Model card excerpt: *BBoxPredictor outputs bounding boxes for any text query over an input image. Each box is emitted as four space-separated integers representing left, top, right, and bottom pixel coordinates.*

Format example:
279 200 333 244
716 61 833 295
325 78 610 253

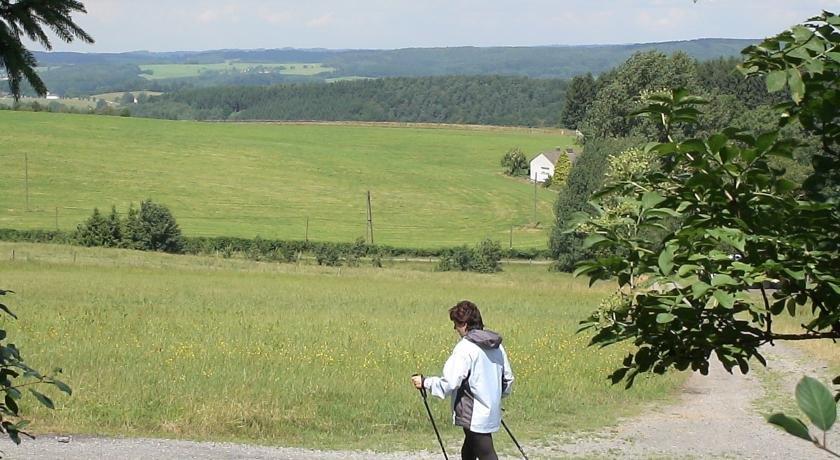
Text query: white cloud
196 3 241 24
306 13 335 28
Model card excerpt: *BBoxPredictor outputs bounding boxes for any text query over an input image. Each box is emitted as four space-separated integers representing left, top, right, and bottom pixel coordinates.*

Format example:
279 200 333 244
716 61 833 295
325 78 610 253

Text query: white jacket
424 329 514 433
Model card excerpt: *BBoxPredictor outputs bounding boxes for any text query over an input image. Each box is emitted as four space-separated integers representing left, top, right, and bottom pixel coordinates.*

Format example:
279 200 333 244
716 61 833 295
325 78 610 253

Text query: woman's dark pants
461 428 498 460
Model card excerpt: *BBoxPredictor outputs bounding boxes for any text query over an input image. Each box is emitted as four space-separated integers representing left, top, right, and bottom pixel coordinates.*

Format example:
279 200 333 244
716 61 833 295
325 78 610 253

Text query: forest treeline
130 76 569 126
130 54 778 127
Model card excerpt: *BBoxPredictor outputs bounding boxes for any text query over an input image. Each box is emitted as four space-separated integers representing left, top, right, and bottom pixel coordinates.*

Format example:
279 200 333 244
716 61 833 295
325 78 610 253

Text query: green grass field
0 242 683 451
139 62 335 79
0 111 571 248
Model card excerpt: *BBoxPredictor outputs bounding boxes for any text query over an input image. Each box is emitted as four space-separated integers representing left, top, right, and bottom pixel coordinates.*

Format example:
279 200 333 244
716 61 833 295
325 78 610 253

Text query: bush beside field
0 228 551 261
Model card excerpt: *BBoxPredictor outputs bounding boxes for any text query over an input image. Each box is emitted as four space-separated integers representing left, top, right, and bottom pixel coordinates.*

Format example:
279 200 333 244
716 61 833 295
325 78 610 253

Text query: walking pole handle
412 373 427 398
413 373 447 460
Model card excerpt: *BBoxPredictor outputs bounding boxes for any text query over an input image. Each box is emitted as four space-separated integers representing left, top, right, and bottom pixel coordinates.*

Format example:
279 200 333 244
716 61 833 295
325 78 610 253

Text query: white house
530 148 577 182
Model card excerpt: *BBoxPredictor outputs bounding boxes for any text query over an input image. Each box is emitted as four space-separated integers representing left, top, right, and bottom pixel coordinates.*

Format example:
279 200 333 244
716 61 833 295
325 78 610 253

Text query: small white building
530 150 559 182
530 148 578 182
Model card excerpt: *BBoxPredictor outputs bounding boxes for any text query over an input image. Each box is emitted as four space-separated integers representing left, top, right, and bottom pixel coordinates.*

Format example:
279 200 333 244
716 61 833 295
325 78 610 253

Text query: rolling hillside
0 111 571 248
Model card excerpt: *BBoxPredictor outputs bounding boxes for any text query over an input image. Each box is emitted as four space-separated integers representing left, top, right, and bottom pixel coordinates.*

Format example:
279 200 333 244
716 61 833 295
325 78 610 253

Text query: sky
27 0 840 53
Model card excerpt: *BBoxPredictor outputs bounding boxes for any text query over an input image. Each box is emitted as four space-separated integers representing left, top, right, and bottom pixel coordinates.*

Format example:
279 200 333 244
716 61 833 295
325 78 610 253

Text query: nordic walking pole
413 374 448 460
501 419 528 460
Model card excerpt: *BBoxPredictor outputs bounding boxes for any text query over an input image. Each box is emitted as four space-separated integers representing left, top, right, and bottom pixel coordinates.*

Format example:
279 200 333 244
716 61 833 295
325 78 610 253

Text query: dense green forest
322 40 752 78
130 76 568 126
550 51 824 271
19 38 753 98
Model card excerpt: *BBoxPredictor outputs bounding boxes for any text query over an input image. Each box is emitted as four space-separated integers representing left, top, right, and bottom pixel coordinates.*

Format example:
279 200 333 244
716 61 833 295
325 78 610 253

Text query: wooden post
509 226 513 249
533 176 537 224
366 191 374 245
55 207 59 230
24 153 29 212
305 217 309 242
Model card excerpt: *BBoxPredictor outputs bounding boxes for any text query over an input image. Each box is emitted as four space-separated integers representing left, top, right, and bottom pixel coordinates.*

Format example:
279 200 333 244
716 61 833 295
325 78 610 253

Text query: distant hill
33 38 755 80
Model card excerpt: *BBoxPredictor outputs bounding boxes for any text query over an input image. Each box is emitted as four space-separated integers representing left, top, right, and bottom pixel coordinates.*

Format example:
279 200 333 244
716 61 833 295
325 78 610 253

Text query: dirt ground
1 344 836 459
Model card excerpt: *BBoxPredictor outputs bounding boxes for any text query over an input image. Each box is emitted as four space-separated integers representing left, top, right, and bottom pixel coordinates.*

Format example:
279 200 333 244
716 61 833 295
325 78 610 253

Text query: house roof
565 147 578 163
534 150 562 164
533 147 578 165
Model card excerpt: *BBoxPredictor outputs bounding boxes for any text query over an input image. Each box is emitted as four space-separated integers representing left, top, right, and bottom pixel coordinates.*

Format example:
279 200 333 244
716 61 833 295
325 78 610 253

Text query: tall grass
0 243 683 451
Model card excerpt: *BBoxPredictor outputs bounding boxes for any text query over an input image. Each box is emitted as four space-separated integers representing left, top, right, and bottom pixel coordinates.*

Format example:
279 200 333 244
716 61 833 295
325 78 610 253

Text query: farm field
0 96 96 110
0 111 571 248
0 242 684 451
139 62 335 79
92 91 164 102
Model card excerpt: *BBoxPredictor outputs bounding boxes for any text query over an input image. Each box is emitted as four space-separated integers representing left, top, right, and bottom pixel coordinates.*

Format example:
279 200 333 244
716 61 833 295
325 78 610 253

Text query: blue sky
30 0 840 53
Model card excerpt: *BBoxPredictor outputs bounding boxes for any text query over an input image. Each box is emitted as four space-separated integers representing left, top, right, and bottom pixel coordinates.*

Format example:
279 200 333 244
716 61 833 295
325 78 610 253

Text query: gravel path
1 344 836 459
529 344 839 459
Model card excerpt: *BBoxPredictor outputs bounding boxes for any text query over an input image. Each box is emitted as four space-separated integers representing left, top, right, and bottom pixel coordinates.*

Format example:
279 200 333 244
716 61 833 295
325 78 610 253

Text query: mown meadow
138 62 336 79
0 242 683 452
0 111 569 249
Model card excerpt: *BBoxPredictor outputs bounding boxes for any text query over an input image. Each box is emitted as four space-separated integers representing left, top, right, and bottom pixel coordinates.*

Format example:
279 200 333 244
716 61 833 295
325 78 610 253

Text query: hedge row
0 229 550 260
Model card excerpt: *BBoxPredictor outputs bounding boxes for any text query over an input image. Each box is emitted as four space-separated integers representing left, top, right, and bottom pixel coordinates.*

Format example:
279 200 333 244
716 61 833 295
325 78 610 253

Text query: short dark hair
449 300 484 331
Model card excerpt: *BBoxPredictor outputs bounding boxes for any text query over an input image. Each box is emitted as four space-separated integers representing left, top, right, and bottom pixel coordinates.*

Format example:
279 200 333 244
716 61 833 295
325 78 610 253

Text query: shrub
125 200 184 253
315 245 341 266
501 147 529 177
436 245 473 272
74 207 120 247
437 239 502 273
471 238 502 273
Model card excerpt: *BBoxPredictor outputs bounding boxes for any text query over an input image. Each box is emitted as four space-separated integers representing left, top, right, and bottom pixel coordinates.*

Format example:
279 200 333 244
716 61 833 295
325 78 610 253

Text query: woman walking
411 300 514 460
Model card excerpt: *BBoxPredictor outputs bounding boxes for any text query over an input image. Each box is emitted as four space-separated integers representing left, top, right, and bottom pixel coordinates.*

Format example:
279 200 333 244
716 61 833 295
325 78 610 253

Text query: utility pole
366 191 374 245
24 153 29 212
55 207 59 230
509 226 513 249
305 217 309 242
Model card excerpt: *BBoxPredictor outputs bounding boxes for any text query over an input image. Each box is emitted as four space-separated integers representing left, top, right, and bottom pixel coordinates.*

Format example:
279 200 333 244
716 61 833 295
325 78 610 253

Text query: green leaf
708 134 727 153
572 263 598 278
767 413 814 442
641 191 666 210
713 290 735 308
656 313 676 324
796 376 837 431
29 390 54 410
827 52 840 63
711 274 737 287
766 70 787 92
706 227 746 252
4 395 18 416
787 68 805 104
804 59 824 75
582 234 609 249
658 246 675 276
677 264 699 277
0 303 17 320
691 282 711 297
52 379 72 396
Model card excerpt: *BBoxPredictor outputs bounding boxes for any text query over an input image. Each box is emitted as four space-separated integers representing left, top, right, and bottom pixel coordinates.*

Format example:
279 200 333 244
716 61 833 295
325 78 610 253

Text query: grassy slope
0 242 683 450
0 111 570 248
